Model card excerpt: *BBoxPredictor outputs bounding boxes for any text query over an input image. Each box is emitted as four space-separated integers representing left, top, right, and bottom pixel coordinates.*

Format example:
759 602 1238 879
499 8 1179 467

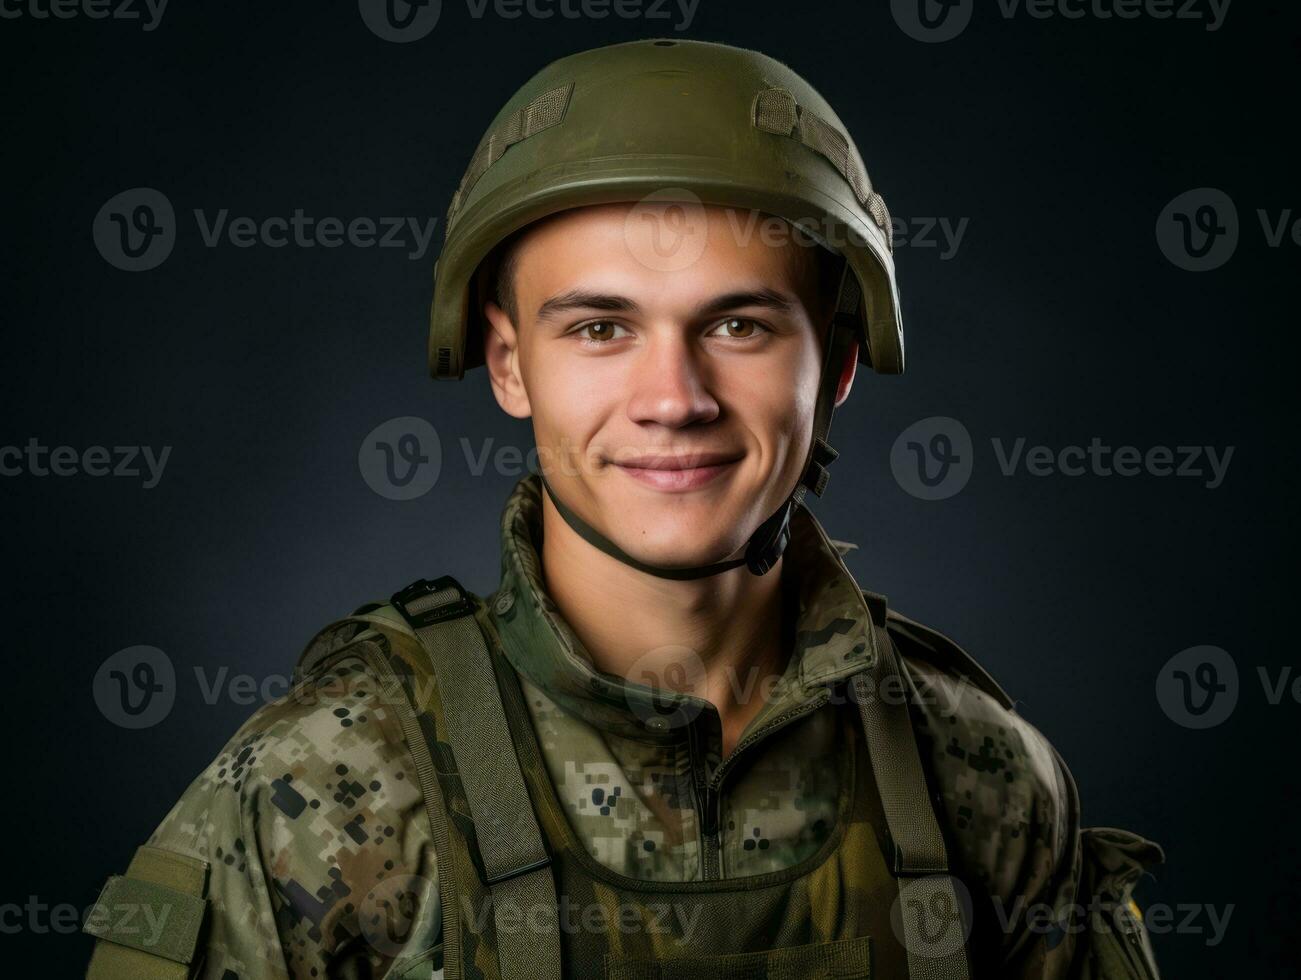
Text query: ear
483 301 533 419
834 338 859 408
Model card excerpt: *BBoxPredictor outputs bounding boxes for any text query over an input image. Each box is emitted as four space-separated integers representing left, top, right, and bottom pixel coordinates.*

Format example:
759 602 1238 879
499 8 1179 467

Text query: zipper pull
701 785 720 837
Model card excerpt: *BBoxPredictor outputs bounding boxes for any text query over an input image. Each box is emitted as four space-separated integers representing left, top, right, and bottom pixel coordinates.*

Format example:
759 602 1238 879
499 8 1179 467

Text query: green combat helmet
426 37 902 581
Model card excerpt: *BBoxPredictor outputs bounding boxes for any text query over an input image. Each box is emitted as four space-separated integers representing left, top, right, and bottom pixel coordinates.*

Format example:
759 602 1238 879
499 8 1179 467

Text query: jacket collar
488 474 880 740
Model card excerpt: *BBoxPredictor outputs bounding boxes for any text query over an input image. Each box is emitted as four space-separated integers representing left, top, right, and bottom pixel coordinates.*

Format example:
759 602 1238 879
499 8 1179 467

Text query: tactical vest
82 584 1166 979
296 577 1005 980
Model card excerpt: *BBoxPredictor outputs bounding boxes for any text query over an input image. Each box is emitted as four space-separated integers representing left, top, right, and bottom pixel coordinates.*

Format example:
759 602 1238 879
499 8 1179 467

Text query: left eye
707 318 765 339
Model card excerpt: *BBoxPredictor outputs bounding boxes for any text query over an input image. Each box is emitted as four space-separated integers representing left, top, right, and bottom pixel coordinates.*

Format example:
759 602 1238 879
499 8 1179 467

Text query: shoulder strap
851 602 974 980
867 591 1015 710
388 576 562 980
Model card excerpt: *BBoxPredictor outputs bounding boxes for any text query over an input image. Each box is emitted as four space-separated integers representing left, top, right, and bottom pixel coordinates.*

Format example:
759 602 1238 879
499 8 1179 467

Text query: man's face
483 202 856 571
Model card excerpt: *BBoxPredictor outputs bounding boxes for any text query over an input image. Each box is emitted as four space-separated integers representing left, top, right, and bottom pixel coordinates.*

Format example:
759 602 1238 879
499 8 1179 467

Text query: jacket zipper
691 691 831 880
686 722 721 879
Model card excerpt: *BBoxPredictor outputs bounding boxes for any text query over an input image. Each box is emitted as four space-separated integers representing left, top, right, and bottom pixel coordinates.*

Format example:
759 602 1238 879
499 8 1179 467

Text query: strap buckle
391 576 476 629
484 853 553 887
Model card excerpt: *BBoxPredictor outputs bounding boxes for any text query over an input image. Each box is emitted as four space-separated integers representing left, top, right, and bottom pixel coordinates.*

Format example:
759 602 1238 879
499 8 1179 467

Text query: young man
84 40 1164 980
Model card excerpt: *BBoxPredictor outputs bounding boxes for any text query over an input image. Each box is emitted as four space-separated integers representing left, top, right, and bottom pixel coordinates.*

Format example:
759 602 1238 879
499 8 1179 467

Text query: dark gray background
1 1 1295 976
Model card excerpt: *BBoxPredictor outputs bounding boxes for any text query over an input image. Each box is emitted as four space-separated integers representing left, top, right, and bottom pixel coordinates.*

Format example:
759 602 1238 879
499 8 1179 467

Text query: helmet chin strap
539 262 860 582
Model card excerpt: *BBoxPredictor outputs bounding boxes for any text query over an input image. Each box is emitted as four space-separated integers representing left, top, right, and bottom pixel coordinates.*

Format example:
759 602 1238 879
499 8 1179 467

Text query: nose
623 330 720 429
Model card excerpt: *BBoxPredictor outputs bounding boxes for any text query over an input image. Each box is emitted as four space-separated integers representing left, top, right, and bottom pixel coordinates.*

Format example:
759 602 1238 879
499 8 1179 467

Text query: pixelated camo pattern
142 655 441 978
103 475 1161 978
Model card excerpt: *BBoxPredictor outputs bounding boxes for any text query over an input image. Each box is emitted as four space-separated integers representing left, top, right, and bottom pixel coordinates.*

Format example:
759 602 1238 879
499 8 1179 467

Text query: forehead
506 202 819 303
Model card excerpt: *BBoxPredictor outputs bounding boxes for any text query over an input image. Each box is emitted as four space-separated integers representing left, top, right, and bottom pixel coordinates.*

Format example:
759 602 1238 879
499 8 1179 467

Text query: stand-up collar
487 475 880 741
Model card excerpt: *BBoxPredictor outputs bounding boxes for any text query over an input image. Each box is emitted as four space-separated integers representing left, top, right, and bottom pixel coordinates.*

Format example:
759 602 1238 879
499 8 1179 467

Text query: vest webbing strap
392 578 562 980
852 621 972 979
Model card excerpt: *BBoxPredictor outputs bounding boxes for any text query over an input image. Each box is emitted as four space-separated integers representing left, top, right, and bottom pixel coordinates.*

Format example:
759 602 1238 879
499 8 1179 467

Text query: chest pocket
603 934 872 980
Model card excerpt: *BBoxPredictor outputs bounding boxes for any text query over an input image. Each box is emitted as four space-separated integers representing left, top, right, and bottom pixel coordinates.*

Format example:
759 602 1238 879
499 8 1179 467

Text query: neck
539 492 790 756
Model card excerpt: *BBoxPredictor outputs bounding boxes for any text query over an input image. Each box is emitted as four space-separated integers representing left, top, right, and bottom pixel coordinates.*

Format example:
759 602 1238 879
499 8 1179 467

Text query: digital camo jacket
89 475 1163 979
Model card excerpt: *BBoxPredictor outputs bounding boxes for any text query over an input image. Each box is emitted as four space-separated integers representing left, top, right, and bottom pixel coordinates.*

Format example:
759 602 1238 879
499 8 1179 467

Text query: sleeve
84 655 442 980
905 659 1163 978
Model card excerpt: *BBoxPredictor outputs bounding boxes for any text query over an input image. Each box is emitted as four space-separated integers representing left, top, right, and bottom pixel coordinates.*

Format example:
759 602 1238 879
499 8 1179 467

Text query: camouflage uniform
86 474 1163 978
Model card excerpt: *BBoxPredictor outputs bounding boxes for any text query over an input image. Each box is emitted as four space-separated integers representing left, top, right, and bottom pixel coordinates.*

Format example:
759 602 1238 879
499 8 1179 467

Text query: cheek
521 358 615 459
736 348 820 443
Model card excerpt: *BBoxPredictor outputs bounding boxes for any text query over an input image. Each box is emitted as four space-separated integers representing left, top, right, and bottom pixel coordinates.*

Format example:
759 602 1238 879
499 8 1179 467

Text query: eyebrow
532 287 799 323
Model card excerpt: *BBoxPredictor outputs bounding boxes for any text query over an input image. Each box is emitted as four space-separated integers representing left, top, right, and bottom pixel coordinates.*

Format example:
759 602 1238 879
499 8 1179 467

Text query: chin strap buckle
802 437 840 498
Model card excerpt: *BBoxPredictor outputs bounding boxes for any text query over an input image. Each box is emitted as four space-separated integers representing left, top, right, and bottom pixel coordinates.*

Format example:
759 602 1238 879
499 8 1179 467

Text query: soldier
84 39 1164 979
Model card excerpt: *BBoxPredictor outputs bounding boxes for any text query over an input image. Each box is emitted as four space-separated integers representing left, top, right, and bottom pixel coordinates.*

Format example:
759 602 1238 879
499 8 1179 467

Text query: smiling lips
610 452 743 492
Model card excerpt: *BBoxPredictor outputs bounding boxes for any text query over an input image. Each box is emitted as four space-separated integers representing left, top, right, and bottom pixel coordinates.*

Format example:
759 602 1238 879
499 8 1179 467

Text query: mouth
609 452 744 492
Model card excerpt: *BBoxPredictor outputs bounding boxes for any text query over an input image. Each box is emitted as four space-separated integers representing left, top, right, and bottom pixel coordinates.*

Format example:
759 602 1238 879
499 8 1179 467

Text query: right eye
573 321 630 345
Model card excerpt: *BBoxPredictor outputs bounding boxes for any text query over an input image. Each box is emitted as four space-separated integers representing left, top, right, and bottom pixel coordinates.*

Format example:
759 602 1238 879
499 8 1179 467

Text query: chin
608 504 749 568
